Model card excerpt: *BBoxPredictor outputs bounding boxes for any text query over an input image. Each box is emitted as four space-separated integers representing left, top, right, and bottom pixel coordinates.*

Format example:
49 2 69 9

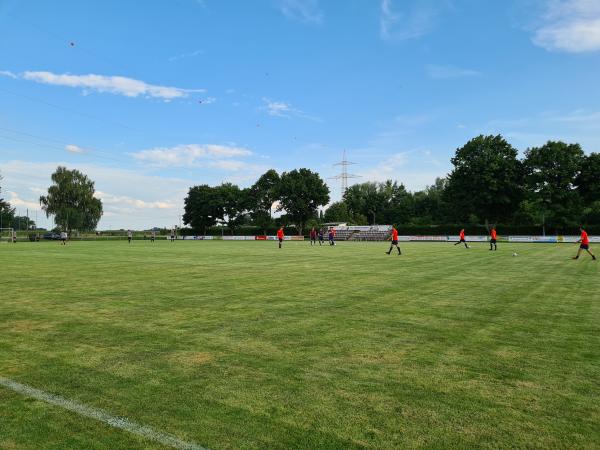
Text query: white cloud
533 0 600 52
6 191 40 210
9 70 203 100
263 98 293 117
261 97 320 121
278 0 322 24
0 70 17 79
95 191 175 210
168 49 204 62
380 0 443 41
426 64 481 79
0 160 191 229
65 144 85 154
130 144 253 168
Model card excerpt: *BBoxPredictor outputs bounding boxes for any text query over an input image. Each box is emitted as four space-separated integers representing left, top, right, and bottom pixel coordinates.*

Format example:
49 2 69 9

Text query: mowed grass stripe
1 240 599 449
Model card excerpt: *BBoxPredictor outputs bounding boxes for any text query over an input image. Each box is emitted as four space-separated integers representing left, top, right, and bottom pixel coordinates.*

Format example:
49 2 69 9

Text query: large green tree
444 135 524 224
523 141 584 227
183 185 224 234
323 201 353 223
39 166 103 232
576 152 600 204
249 169 280 233
216 183 248 233
276 168 330 234
343 182 385 225
0 172 15 228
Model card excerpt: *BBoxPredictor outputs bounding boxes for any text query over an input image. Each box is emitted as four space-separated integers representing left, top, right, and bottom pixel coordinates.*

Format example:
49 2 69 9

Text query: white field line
0 377 208 450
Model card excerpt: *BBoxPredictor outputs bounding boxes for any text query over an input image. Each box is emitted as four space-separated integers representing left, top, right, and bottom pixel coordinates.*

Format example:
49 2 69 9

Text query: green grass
0 240 599 449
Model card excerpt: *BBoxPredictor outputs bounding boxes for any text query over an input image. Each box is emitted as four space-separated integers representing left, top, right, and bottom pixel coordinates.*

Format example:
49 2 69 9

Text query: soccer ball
512 252 518 257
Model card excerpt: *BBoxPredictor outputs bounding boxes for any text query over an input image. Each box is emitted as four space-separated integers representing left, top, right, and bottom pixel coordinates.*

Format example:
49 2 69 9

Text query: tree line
326 135 600 231
185 135 600 235
183 168 330 235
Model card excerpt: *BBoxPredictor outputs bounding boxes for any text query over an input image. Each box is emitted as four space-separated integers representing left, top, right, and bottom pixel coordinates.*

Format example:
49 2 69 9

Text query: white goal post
0 228 15 243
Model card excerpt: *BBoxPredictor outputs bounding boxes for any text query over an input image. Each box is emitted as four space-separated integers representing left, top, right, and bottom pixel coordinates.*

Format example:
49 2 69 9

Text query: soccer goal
0 228 15 243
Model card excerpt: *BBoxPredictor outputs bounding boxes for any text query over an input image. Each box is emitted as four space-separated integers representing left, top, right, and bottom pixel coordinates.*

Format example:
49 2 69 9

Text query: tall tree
216 183 248 233
276 168 330 234
343 182 385 225
523 141 584 227
324 201 352 223
444 135 523 224
576 152 600 204
0 172 15 228
39 166 103 232
249 169 280 233
183 185 224 234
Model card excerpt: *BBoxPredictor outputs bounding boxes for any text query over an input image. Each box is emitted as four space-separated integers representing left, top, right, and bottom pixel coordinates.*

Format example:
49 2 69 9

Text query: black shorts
580 244 589 250
490 239 496 244
392 240 399 245
459 238 465 242
278 238 283 243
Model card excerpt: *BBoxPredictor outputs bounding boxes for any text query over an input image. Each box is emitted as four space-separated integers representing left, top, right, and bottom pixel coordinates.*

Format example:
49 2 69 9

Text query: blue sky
1 0 599 229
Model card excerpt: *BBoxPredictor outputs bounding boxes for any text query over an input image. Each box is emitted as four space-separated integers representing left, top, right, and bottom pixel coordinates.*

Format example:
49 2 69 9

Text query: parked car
43 232 61 240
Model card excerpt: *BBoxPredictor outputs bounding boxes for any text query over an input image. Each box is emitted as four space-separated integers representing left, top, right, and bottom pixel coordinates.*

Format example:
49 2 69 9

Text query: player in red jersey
573 227 596 260
386 225 401 255
454 228 469 248
309 227 317 246
489 227 497 251
277 227 284 249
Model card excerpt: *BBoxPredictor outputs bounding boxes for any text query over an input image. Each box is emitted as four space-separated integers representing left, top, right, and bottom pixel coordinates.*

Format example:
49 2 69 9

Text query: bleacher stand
333 225 392 241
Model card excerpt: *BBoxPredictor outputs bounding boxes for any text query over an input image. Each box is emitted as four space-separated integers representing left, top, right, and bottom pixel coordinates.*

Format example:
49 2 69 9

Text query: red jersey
277 229 284 239
392 228 398 240
459 230 465 239
490 229 497 239
310 229 317 238
581 230 589 245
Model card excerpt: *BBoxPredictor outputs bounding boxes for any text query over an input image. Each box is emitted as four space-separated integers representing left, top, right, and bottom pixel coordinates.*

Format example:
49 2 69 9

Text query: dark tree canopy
276 168 330 234
0 172 15 227
323 201 353 223
183 184 224 233
576 152 600 204
444 135 524 223
249 169 280 233
39 166 103 232
523 141 584 227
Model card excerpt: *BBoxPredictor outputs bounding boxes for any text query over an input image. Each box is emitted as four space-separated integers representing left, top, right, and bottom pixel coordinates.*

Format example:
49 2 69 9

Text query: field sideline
0 240 599 449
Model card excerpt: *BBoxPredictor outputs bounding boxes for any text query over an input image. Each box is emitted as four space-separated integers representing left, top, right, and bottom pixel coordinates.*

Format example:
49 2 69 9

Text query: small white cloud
0 70 17 79
262 98 293 117
533 0 600 52
95 191 175 209
426 64 481 79
65 144 85 154
261 97 320 121
380 0 442 41
6 191 39 209
168 49 204 62
278 0 322 24
14 70 203 100
130 144 253 168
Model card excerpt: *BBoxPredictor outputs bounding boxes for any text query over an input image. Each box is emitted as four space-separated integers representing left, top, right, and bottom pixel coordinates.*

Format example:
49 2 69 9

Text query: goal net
0 228 15 243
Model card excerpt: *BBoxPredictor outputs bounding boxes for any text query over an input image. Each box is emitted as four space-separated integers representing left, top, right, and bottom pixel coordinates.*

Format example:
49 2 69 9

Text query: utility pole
329 150 361 195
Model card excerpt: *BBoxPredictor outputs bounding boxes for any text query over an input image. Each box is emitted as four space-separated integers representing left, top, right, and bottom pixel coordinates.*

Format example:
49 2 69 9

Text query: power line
329 150 361 194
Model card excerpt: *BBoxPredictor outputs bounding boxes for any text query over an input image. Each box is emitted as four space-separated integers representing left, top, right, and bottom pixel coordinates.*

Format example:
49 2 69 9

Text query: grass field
0 240 599 449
